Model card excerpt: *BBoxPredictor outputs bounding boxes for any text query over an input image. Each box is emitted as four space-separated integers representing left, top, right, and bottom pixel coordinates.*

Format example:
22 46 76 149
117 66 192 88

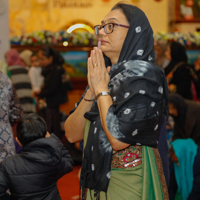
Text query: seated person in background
28 52 44 97
168 93 200 146
0 113 73 200
169 138 200 200
155 39 170 70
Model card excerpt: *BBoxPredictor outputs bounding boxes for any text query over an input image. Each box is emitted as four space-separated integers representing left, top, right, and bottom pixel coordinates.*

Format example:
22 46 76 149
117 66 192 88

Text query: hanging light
67 24 94 33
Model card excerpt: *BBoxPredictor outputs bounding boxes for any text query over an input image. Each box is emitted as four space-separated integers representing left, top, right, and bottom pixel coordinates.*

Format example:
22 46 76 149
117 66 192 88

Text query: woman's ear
16 137 23 146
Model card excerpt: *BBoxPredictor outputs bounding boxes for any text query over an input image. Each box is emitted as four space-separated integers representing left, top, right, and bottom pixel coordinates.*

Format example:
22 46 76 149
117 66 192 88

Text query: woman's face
154 45 163 57
165 46 171 60
38 50 53 67
98 9 129 62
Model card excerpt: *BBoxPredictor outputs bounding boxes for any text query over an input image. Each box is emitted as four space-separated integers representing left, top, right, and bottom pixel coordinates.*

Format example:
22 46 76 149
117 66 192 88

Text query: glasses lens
94 25 101 35
105 24 114 34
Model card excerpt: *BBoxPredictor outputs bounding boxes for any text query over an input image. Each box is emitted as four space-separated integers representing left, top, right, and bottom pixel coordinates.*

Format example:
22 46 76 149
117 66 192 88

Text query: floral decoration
10 31 200 47
154 32 200 47
10 30 98 46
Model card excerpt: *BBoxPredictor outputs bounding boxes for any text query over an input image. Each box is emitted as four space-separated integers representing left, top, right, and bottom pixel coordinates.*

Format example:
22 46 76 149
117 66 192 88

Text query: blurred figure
169 138 200 200
0 71 23 162
191 53 200 100
28 52 44 96
37 46 68 139
165 42 193 100
194 53 200 72
19 49 32 67
168 93 200 145
5 49 35 114
0 60 11 77
155 39 170 69
0 113 73 200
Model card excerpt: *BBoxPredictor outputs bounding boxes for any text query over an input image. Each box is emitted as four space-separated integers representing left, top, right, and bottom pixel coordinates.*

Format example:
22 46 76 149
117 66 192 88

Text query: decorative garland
10 30 98 46
10 30 200 47
154 32 200 47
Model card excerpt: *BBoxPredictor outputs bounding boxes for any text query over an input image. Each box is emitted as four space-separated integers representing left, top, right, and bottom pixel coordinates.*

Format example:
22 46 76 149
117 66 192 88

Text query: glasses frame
94 23 129 35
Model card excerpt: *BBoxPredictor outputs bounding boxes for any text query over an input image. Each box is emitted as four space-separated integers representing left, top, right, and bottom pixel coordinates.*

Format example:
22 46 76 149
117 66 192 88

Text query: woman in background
155 39 170 70
0 71 23 161
5 49 35 114
165 42 193 100
37 46 68 140
168 93 200 146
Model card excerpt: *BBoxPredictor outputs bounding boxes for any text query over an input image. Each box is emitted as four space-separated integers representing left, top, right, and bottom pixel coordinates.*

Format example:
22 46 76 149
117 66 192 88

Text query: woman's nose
99 27 106 36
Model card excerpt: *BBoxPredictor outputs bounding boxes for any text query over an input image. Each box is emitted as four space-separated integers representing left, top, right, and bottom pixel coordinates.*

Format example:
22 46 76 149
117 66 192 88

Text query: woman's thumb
107 66 111 73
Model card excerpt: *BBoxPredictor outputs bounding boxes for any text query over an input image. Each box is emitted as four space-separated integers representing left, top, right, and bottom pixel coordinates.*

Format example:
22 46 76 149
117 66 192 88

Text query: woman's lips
101 40 108 44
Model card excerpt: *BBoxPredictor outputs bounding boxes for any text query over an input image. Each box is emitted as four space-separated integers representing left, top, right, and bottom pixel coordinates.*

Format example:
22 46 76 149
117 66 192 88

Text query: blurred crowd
0 41 200 199
155 40 200 200
0 46 73 159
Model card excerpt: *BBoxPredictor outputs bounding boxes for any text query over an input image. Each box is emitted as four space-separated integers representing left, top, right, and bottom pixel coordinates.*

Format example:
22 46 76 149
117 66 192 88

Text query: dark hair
111 2 136 24
16 113 47 146
170 42 188 62
41 46 65 66
31 51 38 58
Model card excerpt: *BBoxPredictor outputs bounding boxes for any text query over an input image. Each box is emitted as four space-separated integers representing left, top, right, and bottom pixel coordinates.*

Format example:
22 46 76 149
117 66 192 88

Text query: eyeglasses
94 23 129 35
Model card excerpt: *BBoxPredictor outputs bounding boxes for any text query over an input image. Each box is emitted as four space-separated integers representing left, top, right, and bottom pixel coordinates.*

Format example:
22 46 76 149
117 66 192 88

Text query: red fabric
192 81 200 102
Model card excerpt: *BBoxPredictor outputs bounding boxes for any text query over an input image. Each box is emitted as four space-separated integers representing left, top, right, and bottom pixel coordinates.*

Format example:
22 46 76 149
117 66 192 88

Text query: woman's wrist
94 88 109 96
83 89 96 102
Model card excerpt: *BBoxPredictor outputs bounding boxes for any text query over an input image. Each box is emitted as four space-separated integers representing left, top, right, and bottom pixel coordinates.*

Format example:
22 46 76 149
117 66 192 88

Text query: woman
65 3 168 200
5 49 35 114
155 39 170 69
168 93 200 146
0 71 23 162
169 139 200 200
37 46 68 140
165 42 193 100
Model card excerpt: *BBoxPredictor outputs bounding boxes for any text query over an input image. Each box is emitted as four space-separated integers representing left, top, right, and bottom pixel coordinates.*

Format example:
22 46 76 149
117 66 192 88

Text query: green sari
83 120 168 200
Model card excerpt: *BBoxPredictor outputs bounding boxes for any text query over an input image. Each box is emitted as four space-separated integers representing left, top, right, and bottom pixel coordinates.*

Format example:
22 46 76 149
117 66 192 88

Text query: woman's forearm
96 90 130 151
64 90 95 143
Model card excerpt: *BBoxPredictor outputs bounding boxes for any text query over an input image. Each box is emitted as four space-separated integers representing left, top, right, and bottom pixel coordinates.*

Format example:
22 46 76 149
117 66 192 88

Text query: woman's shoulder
120 60 165 81
124 60 162 72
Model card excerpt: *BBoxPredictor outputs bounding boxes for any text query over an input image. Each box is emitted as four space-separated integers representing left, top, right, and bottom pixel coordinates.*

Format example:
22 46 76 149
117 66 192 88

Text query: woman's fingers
87 57 92 82
107 66 111 73
91 49 98 68
98 49 105 68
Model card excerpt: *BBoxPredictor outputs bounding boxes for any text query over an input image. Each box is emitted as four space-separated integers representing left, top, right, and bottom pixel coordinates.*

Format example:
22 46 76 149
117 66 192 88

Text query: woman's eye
108 24 113 30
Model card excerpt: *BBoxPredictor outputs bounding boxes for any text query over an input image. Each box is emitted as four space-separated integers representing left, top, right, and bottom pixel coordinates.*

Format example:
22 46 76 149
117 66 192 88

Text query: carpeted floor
58 165 81 200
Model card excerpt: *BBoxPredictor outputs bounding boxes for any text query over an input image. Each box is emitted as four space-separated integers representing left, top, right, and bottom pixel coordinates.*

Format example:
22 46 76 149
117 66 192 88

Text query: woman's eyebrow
101 18 119 24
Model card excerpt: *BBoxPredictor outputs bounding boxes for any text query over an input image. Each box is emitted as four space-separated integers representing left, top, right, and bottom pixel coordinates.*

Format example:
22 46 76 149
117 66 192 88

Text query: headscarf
19 50 33 66
5 49 25 67
171 139 198 200
168 93 187 136
104 6 155 67
165 42 188 76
